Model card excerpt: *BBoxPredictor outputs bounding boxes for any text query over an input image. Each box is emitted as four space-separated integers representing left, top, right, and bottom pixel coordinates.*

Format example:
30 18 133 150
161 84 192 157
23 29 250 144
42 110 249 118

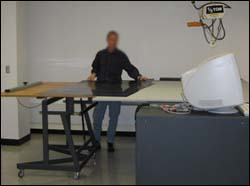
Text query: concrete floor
1 134 136 185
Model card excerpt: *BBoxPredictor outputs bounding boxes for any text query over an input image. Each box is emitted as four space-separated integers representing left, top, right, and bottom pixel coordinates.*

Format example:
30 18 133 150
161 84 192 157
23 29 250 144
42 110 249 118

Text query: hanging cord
134 103 150 122
191 1 230 44
17 98 42 109
201 18 226 44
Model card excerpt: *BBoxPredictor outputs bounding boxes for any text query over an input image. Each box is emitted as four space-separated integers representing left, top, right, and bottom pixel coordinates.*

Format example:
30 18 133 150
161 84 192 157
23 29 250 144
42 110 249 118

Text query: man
87 31 147 152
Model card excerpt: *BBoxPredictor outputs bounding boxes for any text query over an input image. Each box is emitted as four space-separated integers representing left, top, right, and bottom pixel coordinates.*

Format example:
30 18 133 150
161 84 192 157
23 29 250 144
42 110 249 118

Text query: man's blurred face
107 34 119 51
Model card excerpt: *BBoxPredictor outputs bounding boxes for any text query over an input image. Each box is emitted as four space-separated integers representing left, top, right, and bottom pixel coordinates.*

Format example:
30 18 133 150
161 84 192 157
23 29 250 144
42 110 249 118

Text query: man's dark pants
93 102 121 143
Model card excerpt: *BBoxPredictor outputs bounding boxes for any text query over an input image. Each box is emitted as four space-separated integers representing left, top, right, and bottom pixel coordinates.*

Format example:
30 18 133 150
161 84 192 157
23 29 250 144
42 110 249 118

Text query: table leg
60 114 80 172
82 103 97 145
42 98 49 164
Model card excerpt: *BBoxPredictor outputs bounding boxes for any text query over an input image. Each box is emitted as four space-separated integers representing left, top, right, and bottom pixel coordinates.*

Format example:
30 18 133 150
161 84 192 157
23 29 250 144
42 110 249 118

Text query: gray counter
136 107 249 185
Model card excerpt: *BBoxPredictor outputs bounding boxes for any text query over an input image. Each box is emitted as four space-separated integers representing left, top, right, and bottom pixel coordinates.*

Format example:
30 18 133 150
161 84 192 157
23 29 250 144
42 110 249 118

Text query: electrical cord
191 1 229 44
202 19 216 29
208 19 225 40
201 18 226 44
17 98 42 109
160 92 193 115
160 103 192 115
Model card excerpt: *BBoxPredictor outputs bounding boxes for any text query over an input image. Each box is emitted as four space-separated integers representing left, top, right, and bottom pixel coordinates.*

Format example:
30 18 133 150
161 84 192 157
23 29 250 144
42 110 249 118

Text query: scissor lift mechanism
17 97 99 179
1 82 101 179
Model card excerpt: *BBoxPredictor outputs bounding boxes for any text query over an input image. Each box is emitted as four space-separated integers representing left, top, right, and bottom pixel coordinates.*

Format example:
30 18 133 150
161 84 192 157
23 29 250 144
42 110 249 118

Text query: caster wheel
86 159 92 166
92 153 97 165
87 158 97 166
92 160 97 166
73 172 80 180
18 170 24 178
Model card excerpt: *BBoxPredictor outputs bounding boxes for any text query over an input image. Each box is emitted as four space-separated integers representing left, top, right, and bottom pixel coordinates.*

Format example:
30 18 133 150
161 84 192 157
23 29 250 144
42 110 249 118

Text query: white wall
10 1 250 131
1 1 30 139
16 1 31 139
1 1 19 139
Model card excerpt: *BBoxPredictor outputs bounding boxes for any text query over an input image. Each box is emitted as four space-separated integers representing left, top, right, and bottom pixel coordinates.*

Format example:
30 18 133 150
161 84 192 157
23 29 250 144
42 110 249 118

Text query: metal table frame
17 97 99 179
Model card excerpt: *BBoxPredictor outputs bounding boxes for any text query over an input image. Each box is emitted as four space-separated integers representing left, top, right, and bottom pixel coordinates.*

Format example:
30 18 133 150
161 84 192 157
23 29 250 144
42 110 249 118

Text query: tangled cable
191 1 231 45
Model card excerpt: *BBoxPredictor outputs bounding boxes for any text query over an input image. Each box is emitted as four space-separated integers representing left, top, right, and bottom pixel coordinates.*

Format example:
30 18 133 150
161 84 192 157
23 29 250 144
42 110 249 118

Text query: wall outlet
5 65 10 74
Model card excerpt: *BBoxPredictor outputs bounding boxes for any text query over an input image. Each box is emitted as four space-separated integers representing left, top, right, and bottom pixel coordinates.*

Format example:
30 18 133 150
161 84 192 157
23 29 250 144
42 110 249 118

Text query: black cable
212 19 215 34
134 103 149 122
218 19 226 40
202 25 212 44
191 1 200 10
201 18 226 44
202 19 216 29
208 19 225 40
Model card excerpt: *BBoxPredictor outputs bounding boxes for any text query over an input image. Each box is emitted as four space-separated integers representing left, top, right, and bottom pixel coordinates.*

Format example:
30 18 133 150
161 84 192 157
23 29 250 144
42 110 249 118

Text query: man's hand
138 75 148 81
87 73 96 81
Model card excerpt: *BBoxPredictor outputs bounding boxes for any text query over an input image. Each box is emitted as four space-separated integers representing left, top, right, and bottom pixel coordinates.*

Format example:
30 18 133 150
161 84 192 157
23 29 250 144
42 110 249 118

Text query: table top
40 80 153 98
94 81 184 102
1 80 153 98
1 82 74 97
1 80 249 103
94 80 249 103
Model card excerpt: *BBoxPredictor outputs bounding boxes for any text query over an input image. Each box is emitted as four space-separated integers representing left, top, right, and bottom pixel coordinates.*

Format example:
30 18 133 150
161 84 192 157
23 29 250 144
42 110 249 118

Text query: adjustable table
1 80 154 179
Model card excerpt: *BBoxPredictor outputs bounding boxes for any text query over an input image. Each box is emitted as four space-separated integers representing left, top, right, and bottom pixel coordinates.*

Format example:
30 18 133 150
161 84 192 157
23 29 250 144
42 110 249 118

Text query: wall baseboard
1 134 31 146
31 129 136 137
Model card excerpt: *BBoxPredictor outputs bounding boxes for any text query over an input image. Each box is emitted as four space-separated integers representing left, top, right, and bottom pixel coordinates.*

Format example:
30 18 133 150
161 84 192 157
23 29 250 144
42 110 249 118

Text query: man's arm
87 52 99 81
123 54 147 81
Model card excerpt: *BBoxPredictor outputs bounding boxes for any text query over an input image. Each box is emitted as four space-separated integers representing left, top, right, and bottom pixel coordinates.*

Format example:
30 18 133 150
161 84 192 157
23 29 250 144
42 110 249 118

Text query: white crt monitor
181 53 244 114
